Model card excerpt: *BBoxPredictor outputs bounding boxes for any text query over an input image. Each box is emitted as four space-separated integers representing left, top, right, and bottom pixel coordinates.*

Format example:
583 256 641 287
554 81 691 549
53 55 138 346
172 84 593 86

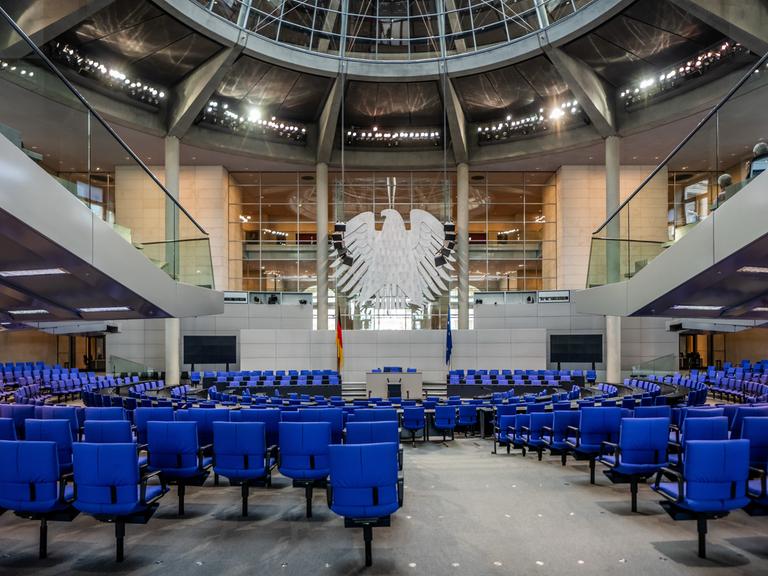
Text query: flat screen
550 334 603 364
183 335 236 365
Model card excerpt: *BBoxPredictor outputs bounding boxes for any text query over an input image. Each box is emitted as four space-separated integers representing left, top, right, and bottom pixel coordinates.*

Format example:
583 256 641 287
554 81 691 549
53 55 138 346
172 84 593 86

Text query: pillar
456 162 469 329
164 136 181 385
316 162 329 330
605 135 621 383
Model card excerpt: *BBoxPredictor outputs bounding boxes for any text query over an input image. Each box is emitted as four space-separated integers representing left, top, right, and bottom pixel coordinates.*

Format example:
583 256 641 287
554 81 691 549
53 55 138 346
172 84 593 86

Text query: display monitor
183 335 237 365
550 334 603 364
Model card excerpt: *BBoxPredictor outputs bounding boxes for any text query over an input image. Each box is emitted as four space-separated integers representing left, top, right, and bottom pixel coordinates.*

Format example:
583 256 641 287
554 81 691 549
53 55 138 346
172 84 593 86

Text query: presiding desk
366 371 423 400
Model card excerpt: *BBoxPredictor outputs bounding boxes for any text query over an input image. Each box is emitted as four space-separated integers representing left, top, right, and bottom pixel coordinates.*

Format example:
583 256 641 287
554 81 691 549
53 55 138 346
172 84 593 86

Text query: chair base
93 504 160 562
14 507 80 559
742 501 768 517
658 501 730 559
603 470 654 512
344 516 391 567
164 472 210 516
292 478 327 518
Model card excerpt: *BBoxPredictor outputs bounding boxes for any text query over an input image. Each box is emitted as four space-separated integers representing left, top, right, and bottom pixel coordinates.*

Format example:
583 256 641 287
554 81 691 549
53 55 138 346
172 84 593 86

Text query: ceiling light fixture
0 268 68 277
738 266 768 274
78 306 131 313
752 307 768 312
671 305 723 311
8 309 49 315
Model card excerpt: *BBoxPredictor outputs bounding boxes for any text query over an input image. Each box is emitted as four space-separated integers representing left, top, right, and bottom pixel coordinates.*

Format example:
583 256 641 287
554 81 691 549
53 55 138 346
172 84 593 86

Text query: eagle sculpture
332 209 454 309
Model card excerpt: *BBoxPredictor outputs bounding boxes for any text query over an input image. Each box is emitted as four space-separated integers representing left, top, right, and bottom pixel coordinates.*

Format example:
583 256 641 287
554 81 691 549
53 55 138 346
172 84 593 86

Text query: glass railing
631 354 678 377
587 50 768 288
0 7 214 289
192 0 592 61
108 355 157 376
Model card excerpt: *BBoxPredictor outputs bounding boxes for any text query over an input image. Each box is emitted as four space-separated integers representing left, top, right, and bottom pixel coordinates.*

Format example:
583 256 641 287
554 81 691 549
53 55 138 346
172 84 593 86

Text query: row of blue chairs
493 404 768 557
0 419 402 566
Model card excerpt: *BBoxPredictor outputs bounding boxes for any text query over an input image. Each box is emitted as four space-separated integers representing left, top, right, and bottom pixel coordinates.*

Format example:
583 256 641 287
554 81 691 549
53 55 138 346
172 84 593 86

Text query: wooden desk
366 372 423 400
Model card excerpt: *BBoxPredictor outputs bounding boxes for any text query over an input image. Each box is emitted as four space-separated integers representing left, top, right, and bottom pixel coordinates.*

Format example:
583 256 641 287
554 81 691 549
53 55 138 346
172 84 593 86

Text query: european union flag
445 306 453 366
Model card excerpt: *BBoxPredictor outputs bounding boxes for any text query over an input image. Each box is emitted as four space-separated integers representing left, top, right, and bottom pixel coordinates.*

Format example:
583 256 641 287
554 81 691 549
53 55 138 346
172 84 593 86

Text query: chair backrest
682 416 729 443
0 440 62 512
134 407 175 444
740 417 768 468
146 421 201 472
579 407 623 447
457 405 478 421
294 408 344 443
40 405 80 437
351 408 398 423
24 419 73 470
230 408 281 447
633 406 672 419
434 406 456 426
0 417 16 440
177 408 231 445
683 440 749 505
730 406 768 438
328 443 399 518
618 417 669 465
84 420 134 443
213 422 267 473
528 412 554 439
84 407 126 421
685 407 725 420
345 421 399 445
402 407 425 428
278 422 331 478
72 443 141 514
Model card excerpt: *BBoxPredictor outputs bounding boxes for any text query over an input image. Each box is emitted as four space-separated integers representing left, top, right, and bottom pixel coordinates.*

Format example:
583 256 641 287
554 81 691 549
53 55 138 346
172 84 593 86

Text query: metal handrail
594 49 768 236
0 6 209 237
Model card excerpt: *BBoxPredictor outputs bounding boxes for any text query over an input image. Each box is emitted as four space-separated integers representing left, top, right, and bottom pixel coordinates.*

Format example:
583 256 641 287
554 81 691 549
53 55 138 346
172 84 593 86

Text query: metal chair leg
178 483 186 516
363 524 373 567
305 484 313 518
630 477 638 513
115 520 125 562
242 482 249 517
39 519 48 559
697 517 707 558
589 458 596 484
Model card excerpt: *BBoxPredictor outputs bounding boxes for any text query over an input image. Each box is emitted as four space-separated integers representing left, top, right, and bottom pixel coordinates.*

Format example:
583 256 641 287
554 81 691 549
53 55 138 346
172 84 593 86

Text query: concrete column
316 162 329 330
456 162 469 329
164 136 181 386
605 135 621 383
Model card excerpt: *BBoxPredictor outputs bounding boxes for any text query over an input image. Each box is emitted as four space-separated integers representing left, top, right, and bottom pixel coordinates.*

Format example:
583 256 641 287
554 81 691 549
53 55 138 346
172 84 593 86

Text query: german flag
335 310 344 371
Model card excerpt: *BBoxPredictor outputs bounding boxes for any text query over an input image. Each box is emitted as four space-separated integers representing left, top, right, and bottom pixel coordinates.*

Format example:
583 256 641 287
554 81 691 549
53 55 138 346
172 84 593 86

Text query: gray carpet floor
0 437 766 575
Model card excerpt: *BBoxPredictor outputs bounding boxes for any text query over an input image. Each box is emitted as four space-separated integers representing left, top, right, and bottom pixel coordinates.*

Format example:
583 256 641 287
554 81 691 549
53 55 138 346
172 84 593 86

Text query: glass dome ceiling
196 0 594 60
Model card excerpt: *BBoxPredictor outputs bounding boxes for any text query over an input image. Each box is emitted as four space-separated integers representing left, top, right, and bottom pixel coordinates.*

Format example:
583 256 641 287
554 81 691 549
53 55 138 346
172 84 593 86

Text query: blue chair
146 421 212 516
72 443 167 561
288 408 344 444
433 406 456 441
327 443 403 567
598 417 670 512
542 410 581 465
457 405 478 436
176 408 231 446
345 421 402 470
669 416 729 468
566 407 623 484
634 406 672 419
213 422 275 516
84 407 127 421
278 422 331 518
25 419 74 475
739 417 768 468
0 440 79 558
231 408 281 450
402 407 426 446
0 404 35 438
134 407 175 444
493 414 516 455
522 412 553 461
652 440 750 558
350 409 398 423
730 406 768 438
0 417 17 440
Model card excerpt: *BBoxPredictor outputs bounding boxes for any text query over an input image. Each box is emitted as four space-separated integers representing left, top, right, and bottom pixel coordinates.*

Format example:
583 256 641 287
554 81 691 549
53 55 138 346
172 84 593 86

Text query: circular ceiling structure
194 0 594 64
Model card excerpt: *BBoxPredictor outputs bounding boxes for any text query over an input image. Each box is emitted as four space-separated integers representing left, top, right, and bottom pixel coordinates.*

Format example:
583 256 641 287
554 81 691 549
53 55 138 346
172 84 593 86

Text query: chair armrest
566 425 580 445
669 424 680 444
198 444 213 469
140 470 166 504
653 466 685 502
749 467 767 497
59 472 74 502
600 441 619 462
541 425 553 442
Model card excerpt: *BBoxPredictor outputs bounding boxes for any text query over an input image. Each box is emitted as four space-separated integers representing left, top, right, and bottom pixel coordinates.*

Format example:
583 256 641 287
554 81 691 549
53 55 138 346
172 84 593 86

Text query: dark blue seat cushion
329 443 399 518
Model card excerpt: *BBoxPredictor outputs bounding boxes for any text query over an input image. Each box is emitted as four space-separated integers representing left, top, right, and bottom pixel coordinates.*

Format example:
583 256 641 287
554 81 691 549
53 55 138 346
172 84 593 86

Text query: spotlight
434 255 447 267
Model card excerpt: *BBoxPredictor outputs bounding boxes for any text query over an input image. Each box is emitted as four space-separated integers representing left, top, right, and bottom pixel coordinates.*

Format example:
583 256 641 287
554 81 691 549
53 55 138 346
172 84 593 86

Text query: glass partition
0 8 214 289
587 51 768 288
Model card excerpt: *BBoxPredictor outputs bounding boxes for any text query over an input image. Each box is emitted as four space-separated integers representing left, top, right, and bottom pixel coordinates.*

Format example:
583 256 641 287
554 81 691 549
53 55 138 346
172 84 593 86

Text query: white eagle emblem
332 209 454 309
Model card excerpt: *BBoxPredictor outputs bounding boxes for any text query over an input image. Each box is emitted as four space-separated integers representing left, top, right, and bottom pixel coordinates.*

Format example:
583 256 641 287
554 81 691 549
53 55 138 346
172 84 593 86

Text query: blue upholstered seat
346 421 403 470
634 406 672 419
522 412 553 460
402 407 426 446
73 443 167 561
457 405 478 436
739 417 768 468
652 440 750 558
669 417 729 467
493 414 515 455
231 408 281 448
0 417 17 440
327 443 403 567
0 440 77 558
25 419 74 475
84 407 127 421
146 421 212 515
566 407 623 484
134 407 175 444
213 422 275 516
433 406 456 441
175 408 230 446
278 421 331 517
350 408 398 423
